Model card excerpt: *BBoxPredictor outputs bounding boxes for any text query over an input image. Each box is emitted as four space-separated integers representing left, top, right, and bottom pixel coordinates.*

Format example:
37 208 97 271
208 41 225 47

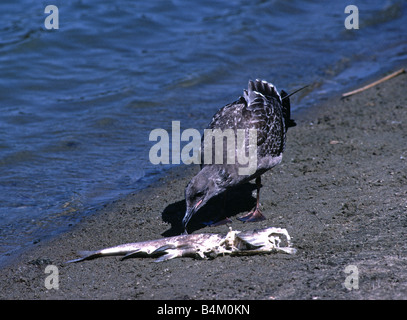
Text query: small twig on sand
342 68 405 98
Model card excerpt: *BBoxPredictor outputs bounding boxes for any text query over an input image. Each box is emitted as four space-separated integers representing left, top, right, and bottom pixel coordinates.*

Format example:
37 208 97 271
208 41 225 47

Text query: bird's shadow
161 182 257 236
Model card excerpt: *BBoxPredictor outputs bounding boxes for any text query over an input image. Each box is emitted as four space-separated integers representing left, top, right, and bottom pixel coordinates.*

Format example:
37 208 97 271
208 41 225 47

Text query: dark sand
1 69 406 300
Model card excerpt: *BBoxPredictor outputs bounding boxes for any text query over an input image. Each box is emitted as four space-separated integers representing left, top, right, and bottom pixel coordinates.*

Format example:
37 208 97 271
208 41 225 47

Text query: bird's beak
182 199 204 234
194 199 203 210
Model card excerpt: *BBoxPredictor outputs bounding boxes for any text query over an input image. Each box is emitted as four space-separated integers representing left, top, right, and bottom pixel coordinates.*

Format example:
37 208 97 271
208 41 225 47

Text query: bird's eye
195 191 204 199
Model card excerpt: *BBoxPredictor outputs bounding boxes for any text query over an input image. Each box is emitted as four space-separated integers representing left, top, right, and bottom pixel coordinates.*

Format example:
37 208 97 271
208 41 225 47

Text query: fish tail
65 250 101 263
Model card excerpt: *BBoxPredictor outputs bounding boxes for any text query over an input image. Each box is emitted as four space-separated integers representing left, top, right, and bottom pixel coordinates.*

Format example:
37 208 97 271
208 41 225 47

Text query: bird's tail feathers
244 79 282 105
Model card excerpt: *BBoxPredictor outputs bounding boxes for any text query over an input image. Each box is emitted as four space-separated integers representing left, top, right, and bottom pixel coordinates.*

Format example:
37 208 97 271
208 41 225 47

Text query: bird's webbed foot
203 217 232 227
237 207 266 223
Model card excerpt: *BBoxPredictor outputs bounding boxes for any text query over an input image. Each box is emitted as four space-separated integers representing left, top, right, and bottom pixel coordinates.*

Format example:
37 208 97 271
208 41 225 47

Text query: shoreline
0 64 400 269
1 67 406 299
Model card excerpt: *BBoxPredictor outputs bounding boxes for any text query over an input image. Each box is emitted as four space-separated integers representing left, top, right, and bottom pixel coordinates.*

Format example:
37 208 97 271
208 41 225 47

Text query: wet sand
1 69 406 300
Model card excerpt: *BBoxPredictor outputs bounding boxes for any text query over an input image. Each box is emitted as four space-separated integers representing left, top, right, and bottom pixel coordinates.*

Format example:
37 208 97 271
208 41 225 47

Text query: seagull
182 79 300 233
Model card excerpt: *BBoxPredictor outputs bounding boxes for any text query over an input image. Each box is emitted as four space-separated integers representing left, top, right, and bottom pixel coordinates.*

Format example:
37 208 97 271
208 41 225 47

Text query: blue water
1 0 406 266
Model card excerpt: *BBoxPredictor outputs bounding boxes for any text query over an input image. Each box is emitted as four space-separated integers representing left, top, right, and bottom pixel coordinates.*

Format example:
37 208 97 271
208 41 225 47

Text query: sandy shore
1 68 406 300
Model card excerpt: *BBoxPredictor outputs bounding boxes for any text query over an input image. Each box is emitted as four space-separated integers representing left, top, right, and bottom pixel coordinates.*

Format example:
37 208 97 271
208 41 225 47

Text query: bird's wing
200 80 285 166
206 98 247 130
242 80 285 155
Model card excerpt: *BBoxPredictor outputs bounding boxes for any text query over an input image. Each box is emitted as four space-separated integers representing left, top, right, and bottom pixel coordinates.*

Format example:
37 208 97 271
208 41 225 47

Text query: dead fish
66 227 296 263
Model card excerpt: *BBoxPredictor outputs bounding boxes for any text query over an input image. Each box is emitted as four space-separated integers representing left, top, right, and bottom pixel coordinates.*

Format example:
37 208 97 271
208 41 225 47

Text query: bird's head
182 168 223 233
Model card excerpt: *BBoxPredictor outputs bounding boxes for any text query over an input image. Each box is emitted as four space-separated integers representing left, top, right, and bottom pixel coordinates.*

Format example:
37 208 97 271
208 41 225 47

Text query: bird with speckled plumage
182 79 297 233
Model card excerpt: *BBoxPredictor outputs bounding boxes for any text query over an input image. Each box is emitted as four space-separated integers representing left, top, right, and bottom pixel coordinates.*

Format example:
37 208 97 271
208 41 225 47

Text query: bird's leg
237 176 266 222
208 191 232 227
